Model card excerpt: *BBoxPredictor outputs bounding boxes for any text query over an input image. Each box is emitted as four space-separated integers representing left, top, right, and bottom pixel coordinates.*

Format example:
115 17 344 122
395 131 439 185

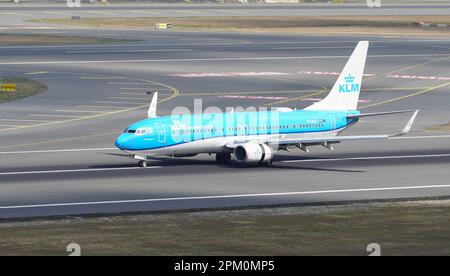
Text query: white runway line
0 147 116 155
53 110 106 113
271 46 376 50
119 88 157 91
66 49 192 54
0 124 24 128
0 119 54 123
0 166 161 177
107 82 152 85
282 153 450 163
76 105 136 109
1 136 449 156
109 96 149 100
0 39 448 50
1 184 450 210
390 135 450 140
29 114 82 118
93 101 144 105
2 54 450 66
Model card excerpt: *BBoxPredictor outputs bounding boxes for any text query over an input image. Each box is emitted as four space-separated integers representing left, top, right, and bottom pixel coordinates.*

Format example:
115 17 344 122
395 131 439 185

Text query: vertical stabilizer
305 41 369 111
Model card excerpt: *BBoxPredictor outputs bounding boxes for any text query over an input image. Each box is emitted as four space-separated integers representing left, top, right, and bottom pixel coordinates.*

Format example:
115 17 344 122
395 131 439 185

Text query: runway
0 27 450 218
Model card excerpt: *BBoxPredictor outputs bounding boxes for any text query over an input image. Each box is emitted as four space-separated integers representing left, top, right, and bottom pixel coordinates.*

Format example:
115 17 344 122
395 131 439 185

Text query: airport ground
1 199 450 256
0 3 450 255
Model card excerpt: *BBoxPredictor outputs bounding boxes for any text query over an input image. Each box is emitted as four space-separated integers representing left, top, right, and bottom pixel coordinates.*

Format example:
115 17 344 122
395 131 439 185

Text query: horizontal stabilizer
347 109 417 119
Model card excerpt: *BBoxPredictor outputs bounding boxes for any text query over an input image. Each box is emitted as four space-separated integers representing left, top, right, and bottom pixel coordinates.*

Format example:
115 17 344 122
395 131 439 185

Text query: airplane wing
225 110 419 150
276 109 419 149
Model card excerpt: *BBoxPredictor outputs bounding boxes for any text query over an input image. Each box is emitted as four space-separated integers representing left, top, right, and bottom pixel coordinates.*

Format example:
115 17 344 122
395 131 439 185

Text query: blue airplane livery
115 41 419 167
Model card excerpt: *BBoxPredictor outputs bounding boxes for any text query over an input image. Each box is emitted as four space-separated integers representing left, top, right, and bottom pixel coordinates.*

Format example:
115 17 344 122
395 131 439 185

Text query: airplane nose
115 134 128 150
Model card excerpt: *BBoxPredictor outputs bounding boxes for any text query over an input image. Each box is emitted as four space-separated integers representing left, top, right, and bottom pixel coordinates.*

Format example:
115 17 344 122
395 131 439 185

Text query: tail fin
305 41 369 111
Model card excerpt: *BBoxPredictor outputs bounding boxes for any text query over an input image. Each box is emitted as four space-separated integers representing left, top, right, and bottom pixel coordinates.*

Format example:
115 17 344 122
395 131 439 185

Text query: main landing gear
138 160 149 168
216 153 232 164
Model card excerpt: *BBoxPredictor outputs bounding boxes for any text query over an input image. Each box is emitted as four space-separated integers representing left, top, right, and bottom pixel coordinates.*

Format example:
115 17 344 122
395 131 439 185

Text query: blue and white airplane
115 41 419 167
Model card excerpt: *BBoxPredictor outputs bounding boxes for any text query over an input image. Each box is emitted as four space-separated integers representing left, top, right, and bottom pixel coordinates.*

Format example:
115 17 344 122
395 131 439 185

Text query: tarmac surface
1 9 450 218
1 3 450 28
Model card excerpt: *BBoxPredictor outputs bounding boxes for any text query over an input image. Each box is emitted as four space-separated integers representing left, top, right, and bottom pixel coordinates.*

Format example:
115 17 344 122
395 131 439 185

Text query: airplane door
328 115 336 131
156 122 166 143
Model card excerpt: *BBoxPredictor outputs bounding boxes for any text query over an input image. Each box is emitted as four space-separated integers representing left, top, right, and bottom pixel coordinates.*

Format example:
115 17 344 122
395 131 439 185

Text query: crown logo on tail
345 74 355 83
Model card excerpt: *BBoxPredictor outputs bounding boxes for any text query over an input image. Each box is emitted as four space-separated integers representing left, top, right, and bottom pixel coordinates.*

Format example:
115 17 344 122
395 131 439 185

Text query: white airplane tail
305 41 369 111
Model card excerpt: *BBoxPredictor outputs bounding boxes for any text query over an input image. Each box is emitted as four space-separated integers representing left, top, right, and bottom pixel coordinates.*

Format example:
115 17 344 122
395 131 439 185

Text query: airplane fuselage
115 110 360 156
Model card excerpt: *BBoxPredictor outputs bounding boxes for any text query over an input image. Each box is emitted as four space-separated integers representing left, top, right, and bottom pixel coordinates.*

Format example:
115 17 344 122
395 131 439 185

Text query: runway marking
0 131 120 150
0 39 448 50
109 97 149 100
0 77 179 133
282 153 450 163
2 138 449 155
0 166 162 176
272 46 381 50
176 87 423 97
119 88 172 91
386 74 450 81
42 11 69 16
1 184 450 210
93 100 144 105
0 119 54 123
118 92 165 96
360 81 450 109
364 56 450 82
172 10 202 15
107 82 152 85
179 89 320 96
390 135 450 140
66 49 192 54
76 105 139 109
53 110 106 113
166 72 290 78
299 98 370 103
262 89 327 107
127 10 160 15
0 12 34 17
299 70 450 81
119 88 157 91
219 95 290 100
29 114 82 118
2 54 450 66
0 124 24 128
80 76 127 80
26 71 49 75
85 11 118 16
217 9 248 14
0 148 116 155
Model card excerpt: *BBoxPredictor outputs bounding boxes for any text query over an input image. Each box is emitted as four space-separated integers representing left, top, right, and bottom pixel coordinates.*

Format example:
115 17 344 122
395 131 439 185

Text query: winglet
147 91 158 118
393 110 420 137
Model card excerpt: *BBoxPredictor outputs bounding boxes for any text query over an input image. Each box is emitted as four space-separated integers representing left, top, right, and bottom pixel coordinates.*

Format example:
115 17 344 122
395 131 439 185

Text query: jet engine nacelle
234 143 274 164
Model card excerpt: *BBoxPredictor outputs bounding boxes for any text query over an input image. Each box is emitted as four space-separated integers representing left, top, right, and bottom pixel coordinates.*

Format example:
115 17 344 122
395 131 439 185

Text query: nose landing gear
138 160 148 168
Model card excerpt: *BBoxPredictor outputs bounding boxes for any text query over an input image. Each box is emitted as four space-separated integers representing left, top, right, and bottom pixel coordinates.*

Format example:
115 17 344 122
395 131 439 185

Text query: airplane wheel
138 160 148 168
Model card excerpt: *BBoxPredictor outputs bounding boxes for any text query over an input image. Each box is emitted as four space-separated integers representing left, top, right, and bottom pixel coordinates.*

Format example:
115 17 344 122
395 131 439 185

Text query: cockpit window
127 129 136 134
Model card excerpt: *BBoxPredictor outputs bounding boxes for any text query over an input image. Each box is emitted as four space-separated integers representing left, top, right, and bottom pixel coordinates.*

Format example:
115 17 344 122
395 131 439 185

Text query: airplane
115 41 420 168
